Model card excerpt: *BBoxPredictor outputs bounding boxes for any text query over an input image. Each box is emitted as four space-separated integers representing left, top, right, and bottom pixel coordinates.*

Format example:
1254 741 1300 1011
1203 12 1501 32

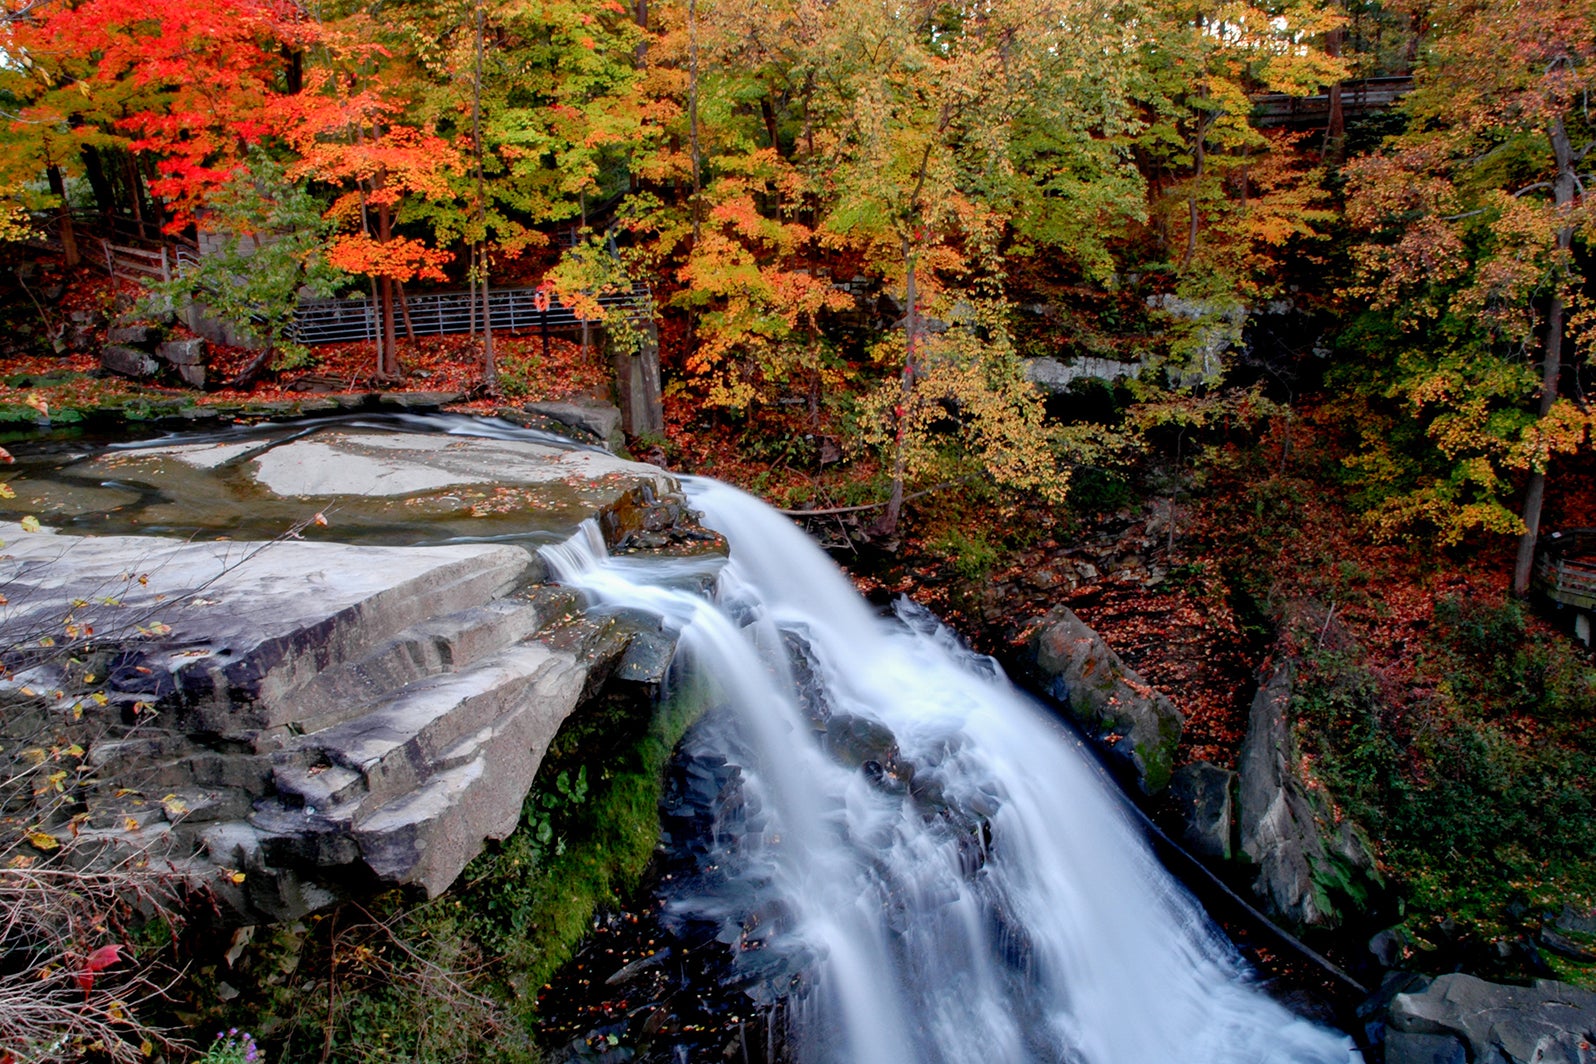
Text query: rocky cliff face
0 421 717 921
1015 606 1184 794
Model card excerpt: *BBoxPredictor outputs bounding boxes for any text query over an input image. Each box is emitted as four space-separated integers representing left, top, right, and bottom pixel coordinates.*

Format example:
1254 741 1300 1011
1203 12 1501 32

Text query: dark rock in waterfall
1238 659 1381 930
1168 761 1235 860
781 628 834 730
819 712 902 779
1015 606 1183 794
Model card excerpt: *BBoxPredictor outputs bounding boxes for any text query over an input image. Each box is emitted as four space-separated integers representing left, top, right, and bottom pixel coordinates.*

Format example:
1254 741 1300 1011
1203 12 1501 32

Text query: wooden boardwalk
1251 76 1414 129
1537 530 1596 612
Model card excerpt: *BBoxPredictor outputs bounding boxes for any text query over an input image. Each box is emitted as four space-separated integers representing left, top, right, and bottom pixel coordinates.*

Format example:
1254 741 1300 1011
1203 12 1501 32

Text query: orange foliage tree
1343 0 1595 592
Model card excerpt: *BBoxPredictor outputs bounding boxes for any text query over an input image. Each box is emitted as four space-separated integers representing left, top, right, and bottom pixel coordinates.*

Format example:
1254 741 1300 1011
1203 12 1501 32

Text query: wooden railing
97 238 200 283
1536 530 1596 611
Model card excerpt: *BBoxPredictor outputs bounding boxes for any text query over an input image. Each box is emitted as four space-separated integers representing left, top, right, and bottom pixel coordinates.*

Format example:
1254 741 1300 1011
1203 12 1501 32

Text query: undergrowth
1289 598 1596 947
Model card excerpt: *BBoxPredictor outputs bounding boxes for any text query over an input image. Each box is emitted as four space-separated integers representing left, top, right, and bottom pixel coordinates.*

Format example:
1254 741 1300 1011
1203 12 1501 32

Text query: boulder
523 399 626 451
1016 607 1183 793
101 344 159 378
156 338 207 388
107 323 159 346
1386 973 1596 1064
1237 659 1381 928
1168 761 1234 860
1383 1031 1467 1064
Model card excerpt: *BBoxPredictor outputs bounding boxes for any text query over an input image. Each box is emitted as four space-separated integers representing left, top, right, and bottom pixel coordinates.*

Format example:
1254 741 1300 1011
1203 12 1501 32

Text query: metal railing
286 283 654 345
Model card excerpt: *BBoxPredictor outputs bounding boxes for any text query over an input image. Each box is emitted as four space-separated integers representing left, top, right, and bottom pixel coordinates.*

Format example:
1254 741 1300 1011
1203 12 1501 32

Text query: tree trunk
1182 103 1210 269
45 165 79 267
475 0 496 389
79 145 115 216
881 236 918 535
1510 115 1577 597
377 201 399 380
1324 26 1345 154
687 0 702 240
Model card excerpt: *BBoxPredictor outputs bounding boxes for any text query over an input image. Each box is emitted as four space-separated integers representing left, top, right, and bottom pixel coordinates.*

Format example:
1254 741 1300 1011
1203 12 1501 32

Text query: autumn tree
151 151 346 384
803 0 1148 529
275 8 460 380
0 0 306 253
1125 0 1343 386
1342 0 1594 593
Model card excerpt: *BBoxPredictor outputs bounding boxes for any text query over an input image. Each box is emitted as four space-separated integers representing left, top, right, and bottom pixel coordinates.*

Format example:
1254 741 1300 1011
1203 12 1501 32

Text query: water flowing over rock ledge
0 421 720 921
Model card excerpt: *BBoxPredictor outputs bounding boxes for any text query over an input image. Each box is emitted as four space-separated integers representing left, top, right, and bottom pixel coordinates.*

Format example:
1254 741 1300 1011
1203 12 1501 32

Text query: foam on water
543 478 1361 1064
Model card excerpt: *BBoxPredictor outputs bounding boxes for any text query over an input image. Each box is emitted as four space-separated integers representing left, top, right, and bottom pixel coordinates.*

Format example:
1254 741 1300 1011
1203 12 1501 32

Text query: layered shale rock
0 422 715 921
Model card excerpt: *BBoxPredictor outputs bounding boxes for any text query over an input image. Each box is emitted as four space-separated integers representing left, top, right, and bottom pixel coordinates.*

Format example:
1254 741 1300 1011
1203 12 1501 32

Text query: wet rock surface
1014 605 1184 793
0 419 717 922
1377 972 1596 1064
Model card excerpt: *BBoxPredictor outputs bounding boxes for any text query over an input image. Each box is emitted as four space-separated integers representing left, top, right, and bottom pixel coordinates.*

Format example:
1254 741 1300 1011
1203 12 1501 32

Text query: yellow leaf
92 692 108 706
19 515 40 534
106 1001 127 1022
25 829 58 851
65 744 83 758
123 817 139 832
0 484 12 499
141 1040 154 1057
160 794 188 817
36 635 54 647
20 747 45 765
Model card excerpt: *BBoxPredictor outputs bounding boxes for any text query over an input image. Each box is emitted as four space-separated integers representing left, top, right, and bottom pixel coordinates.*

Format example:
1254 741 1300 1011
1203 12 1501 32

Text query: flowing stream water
544 478 1362 1064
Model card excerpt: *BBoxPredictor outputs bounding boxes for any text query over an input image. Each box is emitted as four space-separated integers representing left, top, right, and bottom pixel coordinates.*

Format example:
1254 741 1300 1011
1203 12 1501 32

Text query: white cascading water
543 478 1362 1064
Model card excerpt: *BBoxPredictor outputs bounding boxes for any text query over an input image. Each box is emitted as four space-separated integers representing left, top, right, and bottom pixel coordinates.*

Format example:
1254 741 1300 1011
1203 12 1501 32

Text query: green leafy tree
1342 0 1595 590
150 152 347 384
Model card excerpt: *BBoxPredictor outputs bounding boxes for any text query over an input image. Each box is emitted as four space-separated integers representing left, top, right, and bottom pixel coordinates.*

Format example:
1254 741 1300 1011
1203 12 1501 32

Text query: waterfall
543 478 1361 1064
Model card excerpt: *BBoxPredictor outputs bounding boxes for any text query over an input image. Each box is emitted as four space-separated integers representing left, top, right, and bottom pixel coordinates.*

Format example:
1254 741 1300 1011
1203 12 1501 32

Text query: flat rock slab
6 426 681 547
0 521 533 738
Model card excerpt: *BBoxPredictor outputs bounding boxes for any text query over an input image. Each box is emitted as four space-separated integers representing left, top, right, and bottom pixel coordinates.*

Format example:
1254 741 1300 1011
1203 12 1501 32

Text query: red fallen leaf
76 943 124 994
